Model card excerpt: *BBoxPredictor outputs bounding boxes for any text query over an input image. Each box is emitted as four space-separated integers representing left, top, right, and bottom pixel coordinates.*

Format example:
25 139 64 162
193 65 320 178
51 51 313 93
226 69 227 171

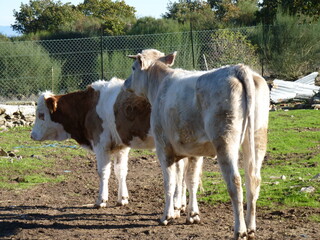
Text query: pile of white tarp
270 72 320 103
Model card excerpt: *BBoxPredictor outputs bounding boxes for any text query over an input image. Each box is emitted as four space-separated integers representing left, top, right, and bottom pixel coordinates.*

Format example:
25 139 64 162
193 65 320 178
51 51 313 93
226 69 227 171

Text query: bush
199 28 260 71
256 12 320 80
0 41 62 100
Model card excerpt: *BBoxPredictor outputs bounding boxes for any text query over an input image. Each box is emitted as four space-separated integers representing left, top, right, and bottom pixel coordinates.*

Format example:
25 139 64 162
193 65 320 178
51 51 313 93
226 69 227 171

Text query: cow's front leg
113 147 130 206
185 156 203 224
94 147 111 208
158 149 177 225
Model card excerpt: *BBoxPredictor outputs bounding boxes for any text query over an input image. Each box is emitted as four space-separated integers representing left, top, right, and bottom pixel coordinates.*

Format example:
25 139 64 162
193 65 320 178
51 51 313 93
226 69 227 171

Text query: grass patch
0 126 86 189
200 110 320 210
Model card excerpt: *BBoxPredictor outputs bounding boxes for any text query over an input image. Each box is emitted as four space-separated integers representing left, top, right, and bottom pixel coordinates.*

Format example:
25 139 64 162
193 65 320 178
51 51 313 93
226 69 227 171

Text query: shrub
256 12 320 80
0 41 62 100
199 28 260 71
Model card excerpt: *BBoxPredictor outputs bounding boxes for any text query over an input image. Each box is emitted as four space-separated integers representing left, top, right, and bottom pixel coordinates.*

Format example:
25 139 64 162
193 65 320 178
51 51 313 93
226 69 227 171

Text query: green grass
0 126 86 189
200 109 320 209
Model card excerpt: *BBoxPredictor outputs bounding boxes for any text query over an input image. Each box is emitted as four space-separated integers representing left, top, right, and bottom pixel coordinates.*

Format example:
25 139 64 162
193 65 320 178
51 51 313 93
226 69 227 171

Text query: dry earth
0 151 319 240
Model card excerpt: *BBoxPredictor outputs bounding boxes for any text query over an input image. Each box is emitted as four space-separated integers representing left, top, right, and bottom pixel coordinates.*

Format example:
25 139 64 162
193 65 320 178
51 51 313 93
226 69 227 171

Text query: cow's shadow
0 205 161 238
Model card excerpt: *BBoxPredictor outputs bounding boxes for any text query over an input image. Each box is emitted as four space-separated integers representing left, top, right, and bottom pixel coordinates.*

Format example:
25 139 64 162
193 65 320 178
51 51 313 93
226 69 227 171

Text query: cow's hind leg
114 147 130 206
94 147 112 208
173 158 186 218
185 156 203 224
243 128 267 239
215 140 247 239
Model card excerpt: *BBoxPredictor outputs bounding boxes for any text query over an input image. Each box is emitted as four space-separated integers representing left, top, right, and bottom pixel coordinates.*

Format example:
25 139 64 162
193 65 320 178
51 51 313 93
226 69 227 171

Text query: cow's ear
161 51 177 67
128 54 147 70
45 97 57 114
137 53 151 70
127 54 138 60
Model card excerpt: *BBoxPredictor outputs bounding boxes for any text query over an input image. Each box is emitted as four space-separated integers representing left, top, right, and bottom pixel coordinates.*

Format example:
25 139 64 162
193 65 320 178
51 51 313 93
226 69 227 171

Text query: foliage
200 28 260 70
207 0 259 27
12 0 136 36
39 32 100 91
200 110 320 209
0 34 10 42
254 11 320 79
0 40 62 98
128 17 183 35
77 0 136 35
258 0 320 24
163 1 219 30
12 0 81 34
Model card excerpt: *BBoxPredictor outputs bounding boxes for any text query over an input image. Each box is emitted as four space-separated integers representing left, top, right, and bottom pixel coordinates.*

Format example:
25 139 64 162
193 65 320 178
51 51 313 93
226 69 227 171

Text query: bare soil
0 152 319 240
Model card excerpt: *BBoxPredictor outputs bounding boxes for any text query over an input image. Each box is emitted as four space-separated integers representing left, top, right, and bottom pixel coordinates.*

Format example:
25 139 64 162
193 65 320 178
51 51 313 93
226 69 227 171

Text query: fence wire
0 27 260 102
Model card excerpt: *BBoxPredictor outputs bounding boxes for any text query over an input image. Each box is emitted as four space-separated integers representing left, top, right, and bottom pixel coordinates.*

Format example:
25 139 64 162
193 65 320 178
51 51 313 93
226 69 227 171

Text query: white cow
31 78 199 215
123 49 269 239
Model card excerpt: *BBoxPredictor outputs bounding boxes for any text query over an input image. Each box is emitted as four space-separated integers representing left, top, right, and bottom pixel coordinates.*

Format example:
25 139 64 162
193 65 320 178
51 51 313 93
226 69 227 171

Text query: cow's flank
114 90 151 146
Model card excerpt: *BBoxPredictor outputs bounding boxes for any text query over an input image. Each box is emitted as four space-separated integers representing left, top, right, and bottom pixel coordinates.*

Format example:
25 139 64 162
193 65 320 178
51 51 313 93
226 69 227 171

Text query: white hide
124 49 269 240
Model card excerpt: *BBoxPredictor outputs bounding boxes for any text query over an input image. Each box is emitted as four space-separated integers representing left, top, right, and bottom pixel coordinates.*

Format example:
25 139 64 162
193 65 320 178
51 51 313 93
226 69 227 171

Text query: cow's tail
235 64 256 167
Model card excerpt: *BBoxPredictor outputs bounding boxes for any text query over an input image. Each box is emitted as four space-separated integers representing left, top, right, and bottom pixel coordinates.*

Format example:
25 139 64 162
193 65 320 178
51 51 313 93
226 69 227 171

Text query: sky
0 0 172 36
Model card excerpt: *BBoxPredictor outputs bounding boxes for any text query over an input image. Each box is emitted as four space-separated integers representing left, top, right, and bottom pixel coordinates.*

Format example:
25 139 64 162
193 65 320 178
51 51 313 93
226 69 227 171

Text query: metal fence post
100 27 104 80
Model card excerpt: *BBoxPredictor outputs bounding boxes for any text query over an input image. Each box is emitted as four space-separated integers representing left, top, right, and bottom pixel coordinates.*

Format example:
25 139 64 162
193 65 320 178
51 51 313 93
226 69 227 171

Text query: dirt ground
0 151 319 240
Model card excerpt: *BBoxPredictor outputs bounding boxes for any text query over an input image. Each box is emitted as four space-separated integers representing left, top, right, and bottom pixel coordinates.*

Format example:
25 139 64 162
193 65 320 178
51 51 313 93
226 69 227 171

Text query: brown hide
114 90 151 146
45 87 103 148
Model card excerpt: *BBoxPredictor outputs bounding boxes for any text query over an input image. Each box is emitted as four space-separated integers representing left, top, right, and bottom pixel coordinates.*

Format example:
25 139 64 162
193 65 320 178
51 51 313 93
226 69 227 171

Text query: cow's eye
38 113 45 120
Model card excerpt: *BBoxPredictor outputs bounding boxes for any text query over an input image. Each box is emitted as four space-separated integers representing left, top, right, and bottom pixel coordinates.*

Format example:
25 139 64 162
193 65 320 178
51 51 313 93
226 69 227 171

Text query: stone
0 148 7 156
300 186 315 193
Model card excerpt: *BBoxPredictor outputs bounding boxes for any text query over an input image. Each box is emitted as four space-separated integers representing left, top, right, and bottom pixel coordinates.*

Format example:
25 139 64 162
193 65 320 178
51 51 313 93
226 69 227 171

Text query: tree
207 0 259 26
164 0 259 29
128 17 182 35
12 0 81 34
258 0 320 24
77 0 136 35
163 1 219 30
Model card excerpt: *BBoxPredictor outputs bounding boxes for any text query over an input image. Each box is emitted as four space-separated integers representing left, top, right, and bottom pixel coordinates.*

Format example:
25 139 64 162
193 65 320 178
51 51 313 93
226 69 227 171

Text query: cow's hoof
159 216 174 226
117 197 129 206
95 201 108 208
173 208 181 219
247 230 255 240
235 232 248 240
180 205 186 214
186 213 201 224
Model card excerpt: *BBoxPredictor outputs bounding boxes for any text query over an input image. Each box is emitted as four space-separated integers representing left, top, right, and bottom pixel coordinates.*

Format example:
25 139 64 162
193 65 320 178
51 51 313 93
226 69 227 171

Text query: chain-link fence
0 27 260 102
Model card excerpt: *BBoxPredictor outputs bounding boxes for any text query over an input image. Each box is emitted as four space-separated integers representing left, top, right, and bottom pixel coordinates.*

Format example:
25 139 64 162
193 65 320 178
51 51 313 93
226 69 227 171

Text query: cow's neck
147 62 173 106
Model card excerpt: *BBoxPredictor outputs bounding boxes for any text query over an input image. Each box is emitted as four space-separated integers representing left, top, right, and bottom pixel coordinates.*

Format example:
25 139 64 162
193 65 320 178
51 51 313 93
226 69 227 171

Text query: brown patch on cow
114 90 151 146
46 86 103 149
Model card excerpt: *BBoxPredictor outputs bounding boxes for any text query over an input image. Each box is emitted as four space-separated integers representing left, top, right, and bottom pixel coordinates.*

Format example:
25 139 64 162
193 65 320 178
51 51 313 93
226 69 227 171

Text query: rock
311 104 320 110
312 173 320 181
0 107 6 115
280 175 286 180
5 122 14 128
300 186 315 193
0 148 8 156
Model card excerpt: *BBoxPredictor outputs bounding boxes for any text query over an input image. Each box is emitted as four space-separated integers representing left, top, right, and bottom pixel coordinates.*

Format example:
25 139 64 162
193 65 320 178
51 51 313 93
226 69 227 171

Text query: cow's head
31 92 70 141
123 49 177 98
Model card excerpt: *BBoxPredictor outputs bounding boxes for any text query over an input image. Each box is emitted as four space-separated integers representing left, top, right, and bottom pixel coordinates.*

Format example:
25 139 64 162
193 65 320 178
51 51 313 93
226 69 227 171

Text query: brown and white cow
123 49 269 239
31 78 199 213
